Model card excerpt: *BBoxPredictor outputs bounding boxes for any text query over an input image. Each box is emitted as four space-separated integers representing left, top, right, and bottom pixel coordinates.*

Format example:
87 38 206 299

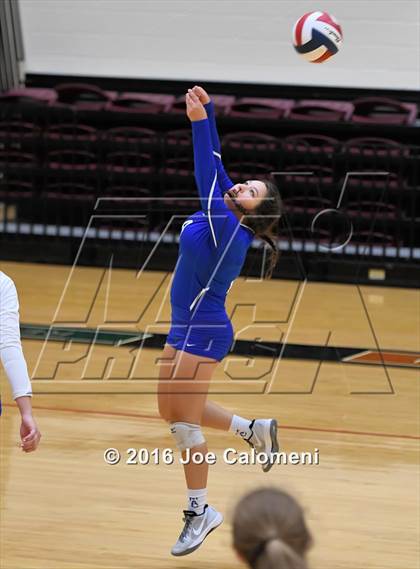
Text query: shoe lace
180 511 195 542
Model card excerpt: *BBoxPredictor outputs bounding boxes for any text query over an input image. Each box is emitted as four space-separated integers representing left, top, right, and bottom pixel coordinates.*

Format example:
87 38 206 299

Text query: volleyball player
158 86 282 556
0 270 41 452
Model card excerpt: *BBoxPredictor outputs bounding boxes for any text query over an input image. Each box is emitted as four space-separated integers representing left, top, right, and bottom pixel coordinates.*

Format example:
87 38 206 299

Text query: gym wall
18 0 420 90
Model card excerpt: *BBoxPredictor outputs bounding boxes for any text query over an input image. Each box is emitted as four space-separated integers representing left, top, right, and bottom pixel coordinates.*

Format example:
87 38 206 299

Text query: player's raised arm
185 89 214 207
186 90 240 249
192 86 233 193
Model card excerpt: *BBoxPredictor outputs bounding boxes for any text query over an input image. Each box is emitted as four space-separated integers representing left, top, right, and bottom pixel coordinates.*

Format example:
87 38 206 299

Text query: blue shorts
166 319 234 362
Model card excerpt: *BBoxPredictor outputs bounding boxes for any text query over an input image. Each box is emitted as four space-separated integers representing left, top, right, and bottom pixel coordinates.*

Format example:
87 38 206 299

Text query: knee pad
170 422 205 452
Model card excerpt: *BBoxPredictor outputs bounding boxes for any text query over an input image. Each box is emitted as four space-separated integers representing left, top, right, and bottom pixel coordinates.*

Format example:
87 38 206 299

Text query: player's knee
170 421 205 452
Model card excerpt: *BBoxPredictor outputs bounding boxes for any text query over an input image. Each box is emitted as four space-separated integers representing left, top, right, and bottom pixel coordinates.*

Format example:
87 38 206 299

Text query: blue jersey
170 102 254 323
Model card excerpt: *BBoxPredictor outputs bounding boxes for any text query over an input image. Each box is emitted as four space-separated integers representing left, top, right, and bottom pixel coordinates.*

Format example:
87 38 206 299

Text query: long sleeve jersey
0 271 33 400
170 102 254 322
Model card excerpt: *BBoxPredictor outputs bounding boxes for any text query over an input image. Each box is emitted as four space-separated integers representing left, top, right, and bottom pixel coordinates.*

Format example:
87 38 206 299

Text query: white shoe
171 504 223 556
246 419 279 472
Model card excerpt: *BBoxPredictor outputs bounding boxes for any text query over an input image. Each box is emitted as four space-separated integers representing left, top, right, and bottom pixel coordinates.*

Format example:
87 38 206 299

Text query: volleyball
293 11 343 63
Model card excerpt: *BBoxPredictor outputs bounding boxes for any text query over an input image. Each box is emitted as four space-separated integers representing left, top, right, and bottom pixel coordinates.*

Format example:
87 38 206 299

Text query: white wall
19 0 420 90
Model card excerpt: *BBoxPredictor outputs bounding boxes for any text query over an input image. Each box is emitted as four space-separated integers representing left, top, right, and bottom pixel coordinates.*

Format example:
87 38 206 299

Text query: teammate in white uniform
0 271 41 452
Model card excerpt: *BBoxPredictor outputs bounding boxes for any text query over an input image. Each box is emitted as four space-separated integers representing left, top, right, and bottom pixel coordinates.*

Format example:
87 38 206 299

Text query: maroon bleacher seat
346 201 397 220
160 188 200 209
0 150 37 168
208 95 235 115
224 161 276 180
104 127 158 157
97 188 154 227
351 97 417 125
44 182 95 202
165 129 192 146
161 157 193 177
102 186 152 198
54 83 114 110
0 121 41 141
281 164 335 184
0 88 56 104
155 189 201 233
343 137 407 157
344 171 401 191
45 124 98 144
278 165 335 201
286 100 353 122
105 126 157 145
164 130 192 158
228 98 294 119
282 133 339 154
222 131 279 151
105 152 154 174
0 180 34 199
0 121 42 151
107 93 174 114
46 150 98 170
42 183 96 227
279 225 332 244
283 196 332 214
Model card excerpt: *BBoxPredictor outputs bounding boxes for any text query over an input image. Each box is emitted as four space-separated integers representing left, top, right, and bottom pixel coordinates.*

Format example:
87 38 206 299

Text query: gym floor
1 261 418 569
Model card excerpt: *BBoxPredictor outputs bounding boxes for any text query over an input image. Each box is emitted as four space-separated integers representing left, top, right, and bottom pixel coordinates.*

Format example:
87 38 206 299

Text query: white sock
187 488 207 515
230 415 252 440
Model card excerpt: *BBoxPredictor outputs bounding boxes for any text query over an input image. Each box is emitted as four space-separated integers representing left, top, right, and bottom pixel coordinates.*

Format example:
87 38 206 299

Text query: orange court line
343 350 420 366
2 403 419 441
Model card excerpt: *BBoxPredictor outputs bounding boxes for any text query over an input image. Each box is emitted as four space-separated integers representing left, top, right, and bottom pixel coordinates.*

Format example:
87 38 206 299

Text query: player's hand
192 86 211 105
20 414 41 452
186 89 207 122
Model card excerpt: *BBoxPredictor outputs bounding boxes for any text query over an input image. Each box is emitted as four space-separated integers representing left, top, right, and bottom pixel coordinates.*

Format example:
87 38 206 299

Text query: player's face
224 180 268 213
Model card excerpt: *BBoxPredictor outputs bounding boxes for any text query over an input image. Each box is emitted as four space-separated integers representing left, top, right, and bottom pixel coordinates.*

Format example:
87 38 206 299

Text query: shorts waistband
171 304 229 324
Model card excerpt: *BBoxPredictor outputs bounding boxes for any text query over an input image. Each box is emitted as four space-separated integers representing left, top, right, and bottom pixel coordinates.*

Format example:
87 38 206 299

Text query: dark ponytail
240 179 282 279
259 232 279 280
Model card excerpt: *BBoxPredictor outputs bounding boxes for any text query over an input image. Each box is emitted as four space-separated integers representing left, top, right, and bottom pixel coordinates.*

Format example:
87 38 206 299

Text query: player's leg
160 354 250 432
201 400 232 430
158 343 279 473
158 343 280 468
201 400 279 473
165 349 223 556
157 342 178 422
202 400 256 435
191 320 280 465
160 358 242 431
167 348 216 488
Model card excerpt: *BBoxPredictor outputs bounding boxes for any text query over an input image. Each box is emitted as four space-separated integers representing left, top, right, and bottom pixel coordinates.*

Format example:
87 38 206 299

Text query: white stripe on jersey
189 287 210 311
207 171 218 247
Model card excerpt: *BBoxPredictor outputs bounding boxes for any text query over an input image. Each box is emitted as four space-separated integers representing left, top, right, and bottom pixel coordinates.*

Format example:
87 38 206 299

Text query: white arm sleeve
0 273 32 399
